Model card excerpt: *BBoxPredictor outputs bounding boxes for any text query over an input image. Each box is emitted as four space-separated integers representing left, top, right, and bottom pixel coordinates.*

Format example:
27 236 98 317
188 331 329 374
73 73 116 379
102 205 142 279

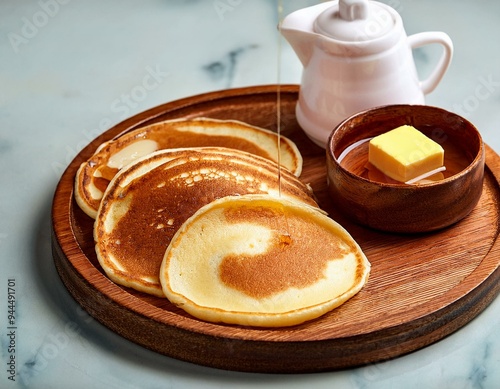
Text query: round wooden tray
52 85 500 373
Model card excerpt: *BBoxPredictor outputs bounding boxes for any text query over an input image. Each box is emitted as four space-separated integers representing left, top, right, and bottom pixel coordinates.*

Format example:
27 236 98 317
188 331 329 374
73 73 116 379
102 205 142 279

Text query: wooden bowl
326 105 485 233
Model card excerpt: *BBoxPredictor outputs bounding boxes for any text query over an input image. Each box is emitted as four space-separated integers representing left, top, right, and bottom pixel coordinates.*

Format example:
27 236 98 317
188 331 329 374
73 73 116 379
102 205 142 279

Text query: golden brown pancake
94 148 317 297
76 118 303 218
160 195 370 327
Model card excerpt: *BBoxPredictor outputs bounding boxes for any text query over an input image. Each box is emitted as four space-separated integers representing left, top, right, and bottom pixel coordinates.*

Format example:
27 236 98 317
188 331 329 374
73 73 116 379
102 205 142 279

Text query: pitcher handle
408 31 454 95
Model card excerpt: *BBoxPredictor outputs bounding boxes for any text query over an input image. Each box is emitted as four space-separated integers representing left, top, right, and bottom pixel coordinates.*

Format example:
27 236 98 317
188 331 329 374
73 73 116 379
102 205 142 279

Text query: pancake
76 117 303 218
160 195 370 327
94 147 317 297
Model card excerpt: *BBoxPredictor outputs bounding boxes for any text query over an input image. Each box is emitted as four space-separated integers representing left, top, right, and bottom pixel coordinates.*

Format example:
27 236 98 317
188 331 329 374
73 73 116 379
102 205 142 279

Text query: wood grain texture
51 85 500 373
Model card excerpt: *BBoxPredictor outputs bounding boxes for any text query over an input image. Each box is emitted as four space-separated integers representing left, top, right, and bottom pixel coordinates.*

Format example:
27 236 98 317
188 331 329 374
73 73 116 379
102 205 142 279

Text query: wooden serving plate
52 85 500 373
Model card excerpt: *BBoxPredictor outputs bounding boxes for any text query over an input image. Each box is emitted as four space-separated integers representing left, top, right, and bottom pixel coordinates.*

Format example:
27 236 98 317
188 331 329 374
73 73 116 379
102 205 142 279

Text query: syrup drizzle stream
276 0 291 244
277 0 283 197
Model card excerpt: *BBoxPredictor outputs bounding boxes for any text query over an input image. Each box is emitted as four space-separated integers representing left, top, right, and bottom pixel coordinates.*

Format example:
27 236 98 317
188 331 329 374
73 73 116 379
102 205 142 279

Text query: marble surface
1 0 500 388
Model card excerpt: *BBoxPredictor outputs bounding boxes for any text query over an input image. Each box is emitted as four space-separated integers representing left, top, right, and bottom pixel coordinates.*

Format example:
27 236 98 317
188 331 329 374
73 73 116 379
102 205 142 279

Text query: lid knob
339 0 369 21
313 0 395 42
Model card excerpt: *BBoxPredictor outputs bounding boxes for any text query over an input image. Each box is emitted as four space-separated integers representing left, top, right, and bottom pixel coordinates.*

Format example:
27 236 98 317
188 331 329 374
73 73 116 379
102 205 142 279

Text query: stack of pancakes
76 118 370 327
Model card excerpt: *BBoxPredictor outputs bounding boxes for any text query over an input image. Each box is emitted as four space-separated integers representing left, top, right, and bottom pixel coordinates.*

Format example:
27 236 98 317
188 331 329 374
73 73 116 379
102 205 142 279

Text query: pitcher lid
313 0 395 42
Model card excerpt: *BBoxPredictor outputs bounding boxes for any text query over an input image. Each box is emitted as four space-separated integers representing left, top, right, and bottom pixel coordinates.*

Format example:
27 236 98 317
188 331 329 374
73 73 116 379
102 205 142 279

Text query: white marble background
1 0 500 388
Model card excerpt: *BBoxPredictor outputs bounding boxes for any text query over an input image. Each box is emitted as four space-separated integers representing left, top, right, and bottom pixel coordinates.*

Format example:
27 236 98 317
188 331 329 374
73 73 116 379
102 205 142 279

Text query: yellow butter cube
368 125 444 183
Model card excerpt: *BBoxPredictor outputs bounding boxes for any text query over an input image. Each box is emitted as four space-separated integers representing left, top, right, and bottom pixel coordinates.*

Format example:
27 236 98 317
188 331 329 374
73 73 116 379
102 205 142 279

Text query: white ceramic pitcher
281 0 454 148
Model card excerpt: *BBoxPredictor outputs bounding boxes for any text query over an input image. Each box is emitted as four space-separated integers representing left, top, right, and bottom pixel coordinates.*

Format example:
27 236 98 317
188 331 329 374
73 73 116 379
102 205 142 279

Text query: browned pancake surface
219 205 354 299
95 149 316 296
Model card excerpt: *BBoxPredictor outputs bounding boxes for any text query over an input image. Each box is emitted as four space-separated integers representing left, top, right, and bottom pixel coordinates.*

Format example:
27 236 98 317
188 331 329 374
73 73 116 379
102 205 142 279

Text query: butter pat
369 125 444 183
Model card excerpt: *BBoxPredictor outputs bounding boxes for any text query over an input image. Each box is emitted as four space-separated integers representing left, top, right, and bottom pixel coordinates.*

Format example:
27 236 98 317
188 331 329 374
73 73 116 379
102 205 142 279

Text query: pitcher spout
280 2 334 67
